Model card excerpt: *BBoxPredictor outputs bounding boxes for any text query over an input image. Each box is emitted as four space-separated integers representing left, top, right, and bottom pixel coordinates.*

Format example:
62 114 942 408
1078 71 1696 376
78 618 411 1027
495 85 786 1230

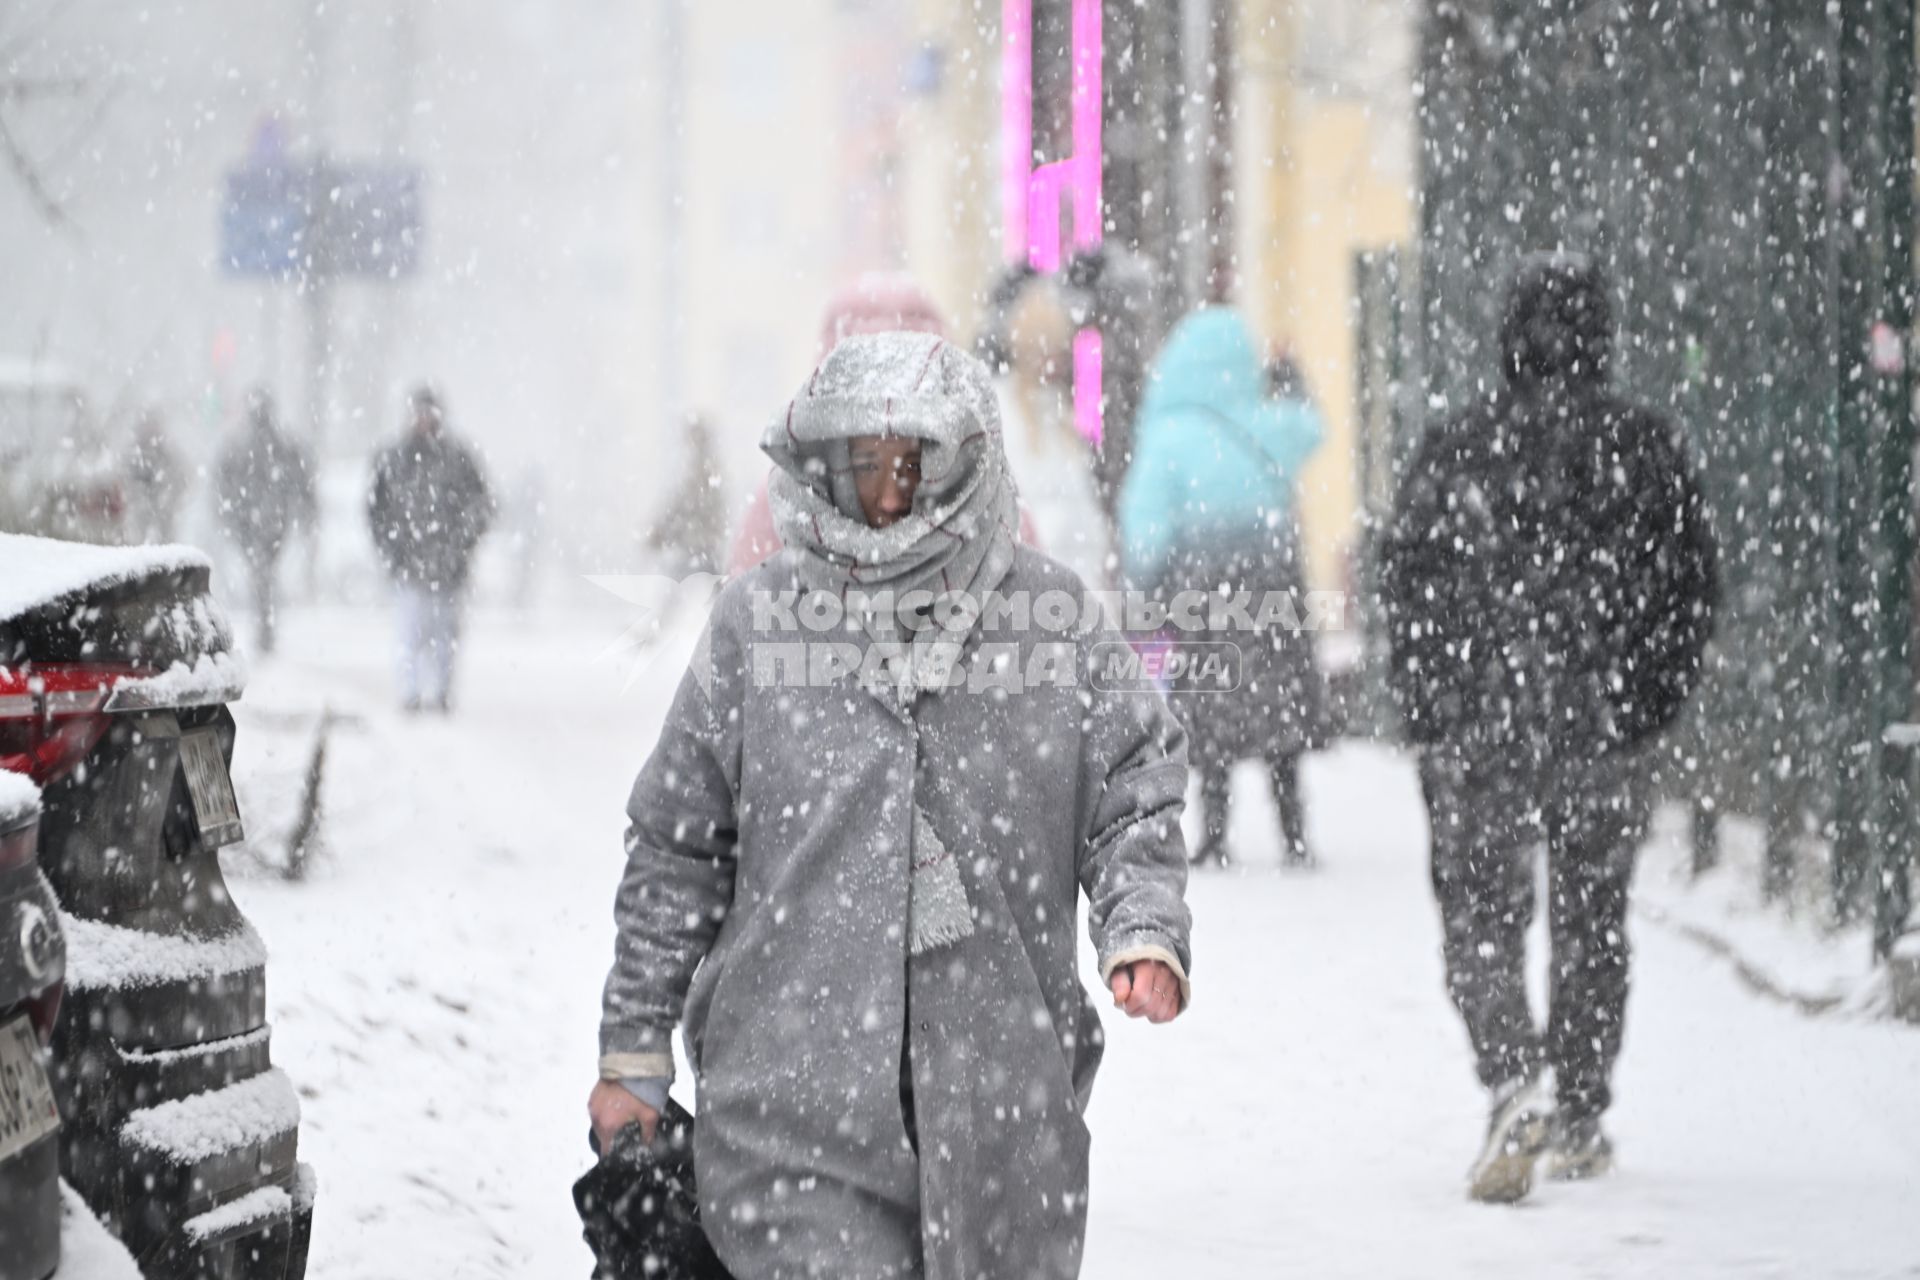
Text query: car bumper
54 1014 311 1280
150 1162 316 1280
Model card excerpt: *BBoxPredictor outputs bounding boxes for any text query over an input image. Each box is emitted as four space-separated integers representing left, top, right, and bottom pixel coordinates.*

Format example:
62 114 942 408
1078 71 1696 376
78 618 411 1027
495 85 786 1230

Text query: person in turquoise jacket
1119 306 1330 867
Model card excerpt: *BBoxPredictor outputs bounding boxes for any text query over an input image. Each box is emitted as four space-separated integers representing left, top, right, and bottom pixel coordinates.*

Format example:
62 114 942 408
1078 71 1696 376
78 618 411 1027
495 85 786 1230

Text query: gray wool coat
599 545 1193 1280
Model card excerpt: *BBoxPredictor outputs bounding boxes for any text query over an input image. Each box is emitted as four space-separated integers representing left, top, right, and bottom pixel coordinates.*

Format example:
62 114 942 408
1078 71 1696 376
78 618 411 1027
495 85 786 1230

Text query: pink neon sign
1003 0 1104 445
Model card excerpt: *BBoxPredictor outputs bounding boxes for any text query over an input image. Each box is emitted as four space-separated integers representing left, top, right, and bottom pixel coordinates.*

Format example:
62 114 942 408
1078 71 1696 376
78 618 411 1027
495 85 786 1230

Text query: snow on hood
0 768 40 829
58 911 267 992
0 532 210 624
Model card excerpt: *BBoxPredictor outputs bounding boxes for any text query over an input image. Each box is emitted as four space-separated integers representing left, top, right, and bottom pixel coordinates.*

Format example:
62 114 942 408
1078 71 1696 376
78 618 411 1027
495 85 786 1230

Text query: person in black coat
368 386 495 711
1380 252 1717 1203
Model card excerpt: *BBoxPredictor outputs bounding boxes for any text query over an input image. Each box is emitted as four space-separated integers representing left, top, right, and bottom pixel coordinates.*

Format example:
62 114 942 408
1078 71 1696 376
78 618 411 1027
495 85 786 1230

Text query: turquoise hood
1118 307 1325 580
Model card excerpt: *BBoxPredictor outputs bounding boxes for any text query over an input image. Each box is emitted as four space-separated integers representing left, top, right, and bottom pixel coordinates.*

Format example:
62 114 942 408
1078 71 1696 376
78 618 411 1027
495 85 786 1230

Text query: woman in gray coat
589 332 1193 1280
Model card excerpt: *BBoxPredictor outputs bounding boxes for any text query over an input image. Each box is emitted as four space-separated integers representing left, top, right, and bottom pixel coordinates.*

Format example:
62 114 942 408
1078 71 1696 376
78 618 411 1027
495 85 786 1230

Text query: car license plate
0 1015 59 1163
180 727 245 848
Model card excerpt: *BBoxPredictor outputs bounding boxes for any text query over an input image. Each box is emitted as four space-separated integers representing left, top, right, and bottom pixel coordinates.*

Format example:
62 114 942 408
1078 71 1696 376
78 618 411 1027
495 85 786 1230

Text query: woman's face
849 434 923 529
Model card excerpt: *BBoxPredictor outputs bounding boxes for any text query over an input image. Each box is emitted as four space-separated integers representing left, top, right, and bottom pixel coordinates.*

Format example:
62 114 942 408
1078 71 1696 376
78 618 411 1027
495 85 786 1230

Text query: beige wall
1235 0 1414 592
900 0 1002 343
1277 99 1411 593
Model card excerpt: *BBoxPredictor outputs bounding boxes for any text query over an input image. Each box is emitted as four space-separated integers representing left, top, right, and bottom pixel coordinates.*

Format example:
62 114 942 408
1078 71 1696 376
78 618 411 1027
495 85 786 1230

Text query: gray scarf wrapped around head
762 331 1019 954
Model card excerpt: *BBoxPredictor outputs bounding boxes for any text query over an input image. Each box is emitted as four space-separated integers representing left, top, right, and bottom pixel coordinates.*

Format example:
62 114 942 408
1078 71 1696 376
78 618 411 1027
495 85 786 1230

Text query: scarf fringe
910 805 975 957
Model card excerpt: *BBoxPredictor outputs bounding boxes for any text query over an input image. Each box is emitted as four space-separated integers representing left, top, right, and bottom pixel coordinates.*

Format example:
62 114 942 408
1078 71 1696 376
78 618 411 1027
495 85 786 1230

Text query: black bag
573 1098 733 1280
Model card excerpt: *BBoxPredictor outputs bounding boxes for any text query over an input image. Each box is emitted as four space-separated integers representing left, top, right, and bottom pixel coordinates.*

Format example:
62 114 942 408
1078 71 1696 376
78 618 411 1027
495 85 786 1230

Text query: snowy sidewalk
222 603 1920 1278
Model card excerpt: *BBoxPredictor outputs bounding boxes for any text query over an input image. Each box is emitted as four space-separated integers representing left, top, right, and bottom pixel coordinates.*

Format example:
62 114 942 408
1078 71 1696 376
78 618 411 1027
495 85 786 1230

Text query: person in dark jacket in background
215 388 315 654
127 407 187 544
1381 252 1718 1204
368 385 495 712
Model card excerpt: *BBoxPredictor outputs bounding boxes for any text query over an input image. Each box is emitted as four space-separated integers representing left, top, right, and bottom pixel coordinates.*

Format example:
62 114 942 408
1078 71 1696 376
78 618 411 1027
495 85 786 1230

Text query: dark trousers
244 551 280 654
1197 751 1308 862
1419 746 1650 1122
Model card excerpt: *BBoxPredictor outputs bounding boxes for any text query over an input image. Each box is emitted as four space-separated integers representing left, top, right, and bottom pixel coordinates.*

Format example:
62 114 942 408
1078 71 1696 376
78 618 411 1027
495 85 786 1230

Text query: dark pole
1205 0 1234 303
1759 0 1839 902
1863 0 1916 955
1830 0 1915 926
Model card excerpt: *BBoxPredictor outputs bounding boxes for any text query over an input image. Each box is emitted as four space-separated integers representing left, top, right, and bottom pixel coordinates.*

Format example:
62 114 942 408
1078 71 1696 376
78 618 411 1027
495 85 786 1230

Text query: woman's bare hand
1108 958 1184 1024
588 1079 660 1153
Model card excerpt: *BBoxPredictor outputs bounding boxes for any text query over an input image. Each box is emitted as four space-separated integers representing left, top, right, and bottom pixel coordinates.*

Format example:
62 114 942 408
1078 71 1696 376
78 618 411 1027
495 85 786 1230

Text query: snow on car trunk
0 533 208 624
0 532 231 671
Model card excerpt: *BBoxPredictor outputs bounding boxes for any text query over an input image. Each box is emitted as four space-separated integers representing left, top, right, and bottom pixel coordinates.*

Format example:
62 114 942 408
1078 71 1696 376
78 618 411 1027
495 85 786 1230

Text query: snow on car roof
0 532 211 625
0 768 39 827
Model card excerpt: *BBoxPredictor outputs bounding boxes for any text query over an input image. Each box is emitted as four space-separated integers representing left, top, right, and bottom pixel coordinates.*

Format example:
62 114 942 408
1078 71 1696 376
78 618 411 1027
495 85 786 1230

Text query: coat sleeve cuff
618 1077 672 1113
599 1051 675 1081
1100 942 1192 1009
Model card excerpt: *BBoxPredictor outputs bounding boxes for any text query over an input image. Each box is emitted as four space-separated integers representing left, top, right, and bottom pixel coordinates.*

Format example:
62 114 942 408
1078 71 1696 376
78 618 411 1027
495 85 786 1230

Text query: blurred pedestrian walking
992 273 1113 588
126 407 187 544
215 388 315 654
368 385 495 712
1060 245 1162 516
1380 252 1718 1204
1119 306 1329 868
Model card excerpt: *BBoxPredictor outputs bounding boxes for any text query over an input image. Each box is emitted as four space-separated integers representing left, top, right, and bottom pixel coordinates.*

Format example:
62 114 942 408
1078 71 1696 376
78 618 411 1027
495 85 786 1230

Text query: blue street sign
221 160 423 281
324 164 422 277
221 165 306 278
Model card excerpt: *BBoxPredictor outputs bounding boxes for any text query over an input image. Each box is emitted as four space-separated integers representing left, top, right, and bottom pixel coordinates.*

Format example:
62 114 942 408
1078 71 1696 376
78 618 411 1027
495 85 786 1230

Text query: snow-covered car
0 533 313 1279
0 769 63 1280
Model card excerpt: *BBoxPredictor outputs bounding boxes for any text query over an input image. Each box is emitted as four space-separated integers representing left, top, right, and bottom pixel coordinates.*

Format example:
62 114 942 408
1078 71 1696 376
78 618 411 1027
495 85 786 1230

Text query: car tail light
2 818 63 1045
0 663 142 787
21 982 63 1046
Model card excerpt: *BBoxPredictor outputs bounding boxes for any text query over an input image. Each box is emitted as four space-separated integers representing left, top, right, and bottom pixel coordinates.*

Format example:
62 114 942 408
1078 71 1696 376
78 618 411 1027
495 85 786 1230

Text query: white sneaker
1543 1115 1614 1182
1468 1075 1556 1204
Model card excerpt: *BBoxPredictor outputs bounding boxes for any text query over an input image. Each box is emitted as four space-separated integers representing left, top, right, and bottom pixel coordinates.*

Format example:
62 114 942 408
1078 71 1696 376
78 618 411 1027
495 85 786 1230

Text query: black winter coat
368 430 495 590
216 423 315 561
1380 254 1718 759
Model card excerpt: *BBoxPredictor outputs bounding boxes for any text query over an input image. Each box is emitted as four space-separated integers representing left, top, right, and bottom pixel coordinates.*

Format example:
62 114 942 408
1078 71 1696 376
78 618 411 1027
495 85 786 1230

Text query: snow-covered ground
219 598 1920 1279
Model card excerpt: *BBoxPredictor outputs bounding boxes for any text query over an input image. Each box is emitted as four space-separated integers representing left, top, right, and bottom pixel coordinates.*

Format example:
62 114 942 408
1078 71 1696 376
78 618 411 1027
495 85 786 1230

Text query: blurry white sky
0 1 659 560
